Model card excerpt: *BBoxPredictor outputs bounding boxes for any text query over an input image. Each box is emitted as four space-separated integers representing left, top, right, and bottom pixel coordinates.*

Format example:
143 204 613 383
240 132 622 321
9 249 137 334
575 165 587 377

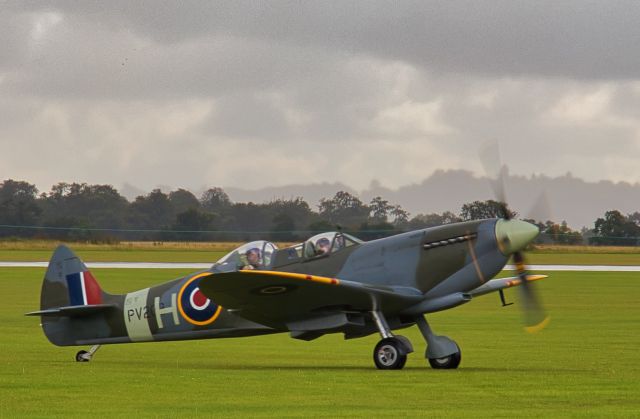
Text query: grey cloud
2 1 640 197
6 2 640 102
208 92 293 141
13 1 640 80
5 18 340 101
0 10 33 69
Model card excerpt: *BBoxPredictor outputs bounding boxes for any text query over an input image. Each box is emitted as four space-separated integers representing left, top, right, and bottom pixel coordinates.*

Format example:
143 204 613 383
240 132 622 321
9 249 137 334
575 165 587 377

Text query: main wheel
75 350 91 362
373 338 408 370
428 345 461 369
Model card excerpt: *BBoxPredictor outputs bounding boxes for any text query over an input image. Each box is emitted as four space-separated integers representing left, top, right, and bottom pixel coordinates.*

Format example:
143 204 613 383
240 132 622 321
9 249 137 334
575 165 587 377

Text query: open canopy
215 240 278 270
214 232 364 271
302 232 362 258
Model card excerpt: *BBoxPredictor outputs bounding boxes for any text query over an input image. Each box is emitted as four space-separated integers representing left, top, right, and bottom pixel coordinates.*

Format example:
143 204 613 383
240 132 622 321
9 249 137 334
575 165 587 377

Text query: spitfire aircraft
28 215 548 370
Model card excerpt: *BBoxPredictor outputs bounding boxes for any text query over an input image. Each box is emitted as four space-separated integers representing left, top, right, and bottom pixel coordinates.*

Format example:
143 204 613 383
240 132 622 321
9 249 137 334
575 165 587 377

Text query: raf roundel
177 273 222 326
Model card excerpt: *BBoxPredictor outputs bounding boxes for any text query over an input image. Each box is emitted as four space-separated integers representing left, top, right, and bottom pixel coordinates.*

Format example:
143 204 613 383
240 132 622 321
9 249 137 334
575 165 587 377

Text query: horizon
5 168 640 230
9 168 640 199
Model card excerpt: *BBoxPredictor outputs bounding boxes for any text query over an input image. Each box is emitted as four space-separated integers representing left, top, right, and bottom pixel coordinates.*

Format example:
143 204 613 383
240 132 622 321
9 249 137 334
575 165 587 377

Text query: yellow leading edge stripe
239 270 340 285
505 274 547 287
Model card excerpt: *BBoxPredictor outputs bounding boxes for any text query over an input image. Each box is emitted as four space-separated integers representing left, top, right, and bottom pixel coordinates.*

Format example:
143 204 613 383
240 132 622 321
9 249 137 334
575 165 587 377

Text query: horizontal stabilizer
468 274 547 297
25 304 116 318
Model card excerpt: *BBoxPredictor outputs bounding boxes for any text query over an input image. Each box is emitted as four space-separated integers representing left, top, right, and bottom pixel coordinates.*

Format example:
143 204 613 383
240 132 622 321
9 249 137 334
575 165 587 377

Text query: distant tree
269 198 314 240
318 191 369 227
592 210 640 246
200 187 232 213
358 221 395 240
307 220 334 234
389 205 410 225
271 213 296 241
173 208 214 232
460 200 516 220
0 179 41 227
580 226 596 244
39 183 128 240
369 197 393 222
541 220 583 245
223 202 268 240
269 198 313 223
628 211 640 227
408 211 462 229
128 189 174 229
169 189 200 215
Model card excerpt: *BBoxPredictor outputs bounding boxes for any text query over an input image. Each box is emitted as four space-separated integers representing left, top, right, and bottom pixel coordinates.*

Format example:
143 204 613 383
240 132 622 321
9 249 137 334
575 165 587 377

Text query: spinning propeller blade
480 141 550 332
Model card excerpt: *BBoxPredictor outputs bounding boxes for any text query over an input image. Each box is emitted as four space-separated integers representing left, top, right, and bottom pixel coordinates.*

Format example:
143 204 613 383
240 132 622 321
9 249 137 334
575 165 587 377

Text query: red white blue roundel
177 274 221 326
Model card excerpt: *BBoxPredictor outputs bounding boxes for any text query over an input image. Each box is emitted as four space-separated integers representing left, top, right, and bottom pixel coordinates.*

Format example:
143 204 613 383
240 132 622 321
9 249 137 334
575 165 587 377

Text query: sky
2 1 640 195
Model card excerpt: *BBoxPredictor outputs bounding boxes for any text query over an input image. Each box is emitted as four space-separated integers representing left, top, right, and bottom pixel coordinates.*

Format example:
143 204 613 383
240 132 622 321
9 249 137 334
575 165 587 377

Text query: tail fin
39 244 108 310
27 245 115 346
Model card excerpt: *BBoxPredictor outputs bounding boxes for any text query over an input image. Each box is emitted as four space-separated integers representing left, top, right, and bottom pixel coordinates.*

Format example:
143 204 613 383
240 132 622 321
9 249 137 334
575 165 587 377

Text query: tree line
0 179 638 245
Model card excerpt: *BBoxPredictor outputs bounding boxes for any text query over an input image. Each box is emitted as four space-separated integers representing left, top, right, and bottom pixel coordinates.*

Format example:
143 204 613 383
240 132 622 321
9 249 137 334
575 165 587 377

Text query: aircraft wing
198 270 423 329
468 274 548 297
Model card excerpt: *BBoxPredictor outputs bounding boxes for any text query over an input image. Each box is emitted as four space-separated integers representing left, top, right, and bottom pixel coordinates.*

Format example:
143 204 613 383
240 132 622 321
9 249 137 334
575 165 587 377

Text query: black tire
428 346 461 369
75 350 90 362
373 338 408 370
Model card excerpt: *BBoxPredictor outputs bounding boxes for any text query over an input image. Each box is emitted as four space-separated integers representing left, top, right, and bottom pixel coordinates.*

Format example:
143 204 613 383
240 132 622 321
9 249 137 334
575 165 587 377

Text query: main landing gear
370 311 461 370
371 311 413 369
75 345 101 362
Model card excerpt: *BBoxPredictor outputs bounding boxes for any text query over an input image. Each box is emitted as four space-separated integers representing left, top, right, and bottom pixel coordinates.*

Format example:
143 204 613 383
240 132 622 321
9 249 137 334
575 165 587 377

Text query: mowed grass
10 248 639 265
0 241 235 263
0 249 228 263
3 241 640 264
526 252 640 265
528 244 640 265
1 268 639 417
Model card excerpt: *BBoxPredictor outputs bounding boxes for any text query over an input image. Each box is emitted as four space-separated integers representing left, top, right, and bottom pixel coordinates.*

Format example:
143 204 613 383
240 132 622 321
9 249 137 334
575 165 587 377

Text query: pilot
242 248 262 270
316 237 331 255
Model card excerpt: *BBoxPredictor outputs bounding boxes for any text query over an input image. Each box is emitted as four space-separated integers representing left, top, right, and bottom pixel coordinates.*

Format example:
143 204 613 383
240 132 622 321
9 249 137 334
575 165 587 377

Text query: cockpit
215 240 278 271
213 232 362 271
303 232 362 258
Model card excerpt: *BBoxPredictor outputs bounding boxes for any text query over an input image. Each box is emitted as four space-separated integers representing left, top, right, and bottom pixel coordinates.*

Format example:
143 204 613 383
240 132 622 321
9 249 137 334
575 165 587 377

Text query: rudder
31 245 115 346
40 244 106 310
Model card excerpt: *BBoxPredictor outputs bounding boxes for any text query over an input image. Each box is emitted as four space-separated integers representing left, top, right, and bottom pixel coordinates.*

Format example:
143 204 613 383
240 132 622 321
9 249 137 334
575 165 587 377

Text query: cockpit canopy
213 232 362 271
303 232 362 258
215 240 278 270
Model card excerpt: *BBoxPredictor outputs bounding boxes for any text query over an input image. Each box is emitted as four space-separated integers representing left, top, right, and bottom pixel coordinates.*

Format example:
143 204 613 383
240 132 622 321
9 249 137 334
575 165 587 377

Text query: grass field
0 241 263 263
1 267 639 417
528 244 640 265
0 249 228 263
2 241 640 265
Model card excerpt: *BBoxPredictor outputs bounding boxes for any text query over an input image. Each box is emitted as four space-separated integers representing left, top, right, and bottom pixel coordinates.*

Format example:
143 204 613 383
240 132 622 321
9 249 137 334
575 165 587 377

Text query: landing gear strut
371 311 413 370
415 316 461 369
75 345 101 362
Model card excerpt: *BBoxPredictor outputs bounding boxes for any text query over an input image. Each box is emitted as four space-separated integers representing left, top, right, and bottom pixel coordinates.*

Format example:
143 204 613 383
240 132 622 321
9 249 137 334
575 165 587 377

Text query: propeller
480 141 550 333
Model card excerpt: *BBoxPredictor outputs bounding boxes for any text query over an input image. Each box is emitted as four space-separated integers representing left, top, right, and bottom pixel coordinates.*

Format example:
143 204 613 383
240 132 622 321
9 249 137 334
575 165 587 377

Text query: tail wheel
75 350 90 362
373 338 408 370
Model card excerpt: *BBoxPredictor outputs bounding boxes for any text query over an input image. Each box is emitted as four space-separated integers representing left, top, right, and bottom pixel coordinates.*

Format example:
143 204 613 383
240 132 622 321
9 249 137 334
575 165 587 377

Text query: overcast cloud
1 1 640 195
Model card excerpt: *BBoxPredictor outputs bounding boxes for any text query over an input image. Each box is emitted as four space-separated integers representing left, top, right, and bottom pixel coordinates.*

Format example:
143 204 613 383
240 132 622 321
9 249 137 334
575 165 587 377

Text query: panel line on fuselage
123 288 154 342
466 234 486 284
